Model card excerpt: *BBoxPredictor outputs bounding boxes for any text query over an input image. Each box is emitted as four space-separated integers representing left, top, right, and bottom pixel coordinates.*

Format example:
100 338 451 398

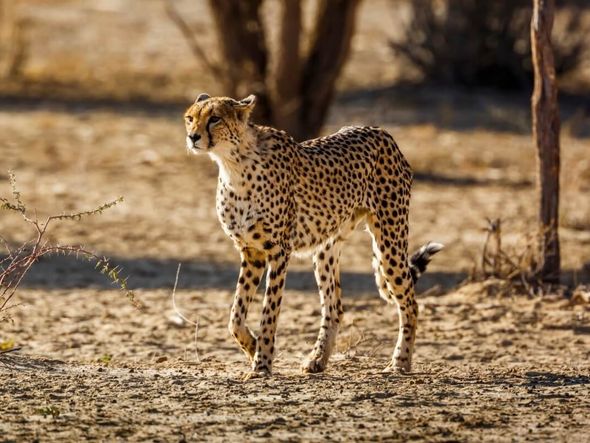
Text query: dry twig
170 263 201 363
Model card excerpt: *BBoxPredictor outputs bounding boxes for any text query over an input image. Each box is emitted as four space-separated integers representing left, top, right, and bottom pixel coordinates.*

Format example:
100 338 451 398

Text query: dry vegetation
0 172 139 322
0 0 589 441
390 0 589 88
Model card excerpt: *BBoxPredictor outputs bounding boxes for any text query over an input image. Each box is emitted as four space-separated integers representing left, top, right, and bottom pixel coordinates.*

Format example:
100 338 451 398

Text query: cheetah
184 93 442 378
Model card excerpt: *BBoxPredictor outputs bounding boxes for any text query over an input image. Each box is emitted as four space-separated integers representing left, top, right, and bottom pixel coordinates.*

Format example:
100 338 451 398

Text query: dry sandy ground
1 98 589 443
1 0 590 441
2 285 590 442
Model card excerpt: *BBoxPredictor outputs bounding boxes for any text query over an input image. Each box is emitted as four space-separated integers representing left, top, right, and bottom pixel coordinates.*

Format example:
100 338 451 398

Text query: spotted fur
183 94 442 378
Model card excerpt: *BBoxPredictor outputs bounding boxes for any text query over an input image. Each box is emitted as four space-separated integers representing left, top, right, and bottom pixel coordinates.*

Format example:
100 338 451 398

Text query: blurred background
1 0 589 290
2 4 590 439
1 1 589 112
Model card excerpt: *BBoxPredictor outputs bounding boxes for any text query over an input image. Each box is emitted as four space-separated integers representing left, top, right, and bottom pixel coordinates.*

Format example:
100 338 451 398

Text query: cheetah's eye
185 115 193 123
208 116 221 125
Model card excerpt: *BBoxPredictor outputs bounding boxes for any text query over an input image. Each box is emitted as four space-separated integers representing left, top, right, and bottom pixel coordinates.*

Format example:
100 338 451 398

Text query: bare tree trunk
531 0 561 282
272 0 302 136
207 0 273 124
297 0 360 140
193 0 360 139
0 0 26 78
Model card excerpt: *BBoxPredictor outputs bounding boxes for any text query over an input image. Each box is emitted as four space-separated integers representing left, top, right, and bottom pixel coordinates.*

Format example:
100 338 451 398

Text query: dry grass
468 218 548 297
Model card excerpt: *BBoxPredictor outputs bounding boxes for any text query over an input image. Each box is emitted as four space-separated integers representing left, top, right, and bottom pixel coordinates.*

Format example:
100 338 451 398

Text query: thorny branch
0 171 140 322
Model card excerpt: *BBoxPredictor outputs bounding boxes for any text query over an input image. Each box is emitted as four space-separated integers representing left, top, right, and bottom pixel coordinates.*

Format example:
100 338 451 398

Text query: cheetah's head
184 93 256 154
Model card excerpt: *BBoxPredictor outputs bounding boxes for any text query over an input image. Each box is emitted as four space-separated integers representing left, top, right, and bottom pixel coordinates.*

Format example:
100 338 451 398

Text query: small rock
168 313 186 327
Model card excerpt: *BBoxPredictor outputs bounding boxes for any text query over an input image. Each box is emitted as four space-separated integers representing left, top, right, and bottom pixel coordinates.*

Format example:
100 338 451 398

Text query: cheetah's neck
208 127 259 194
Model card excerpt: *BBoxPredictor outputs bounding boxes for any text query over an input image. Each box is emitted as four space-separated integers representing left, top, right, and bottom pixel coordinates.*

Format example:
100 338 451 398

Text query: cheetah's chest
216 185 267 247
217 191 256 233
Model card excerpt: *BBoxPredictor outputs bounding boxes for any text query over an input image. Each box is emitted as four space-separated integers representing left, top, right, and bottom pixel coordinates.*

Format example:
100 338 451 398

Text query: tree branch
163 0 224 80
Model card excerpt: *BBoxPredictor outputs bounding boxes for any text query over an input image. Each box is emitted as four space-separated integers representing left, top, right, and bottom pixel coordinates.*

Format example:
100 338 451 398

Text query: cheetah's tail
409 242 444 284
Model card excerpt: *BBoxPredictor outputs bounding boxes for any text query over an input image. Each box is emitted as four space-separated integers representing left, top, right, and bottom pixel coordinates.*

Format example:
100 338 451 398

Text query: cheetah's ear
195 93 210 103
233 94 257 121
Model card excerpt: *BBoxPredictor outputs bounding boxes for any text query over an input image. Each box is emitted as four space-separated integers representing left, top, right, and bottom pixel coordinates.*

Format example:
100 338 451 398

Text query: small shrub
391 0 589 89
470 218 547 296
0 171 140 322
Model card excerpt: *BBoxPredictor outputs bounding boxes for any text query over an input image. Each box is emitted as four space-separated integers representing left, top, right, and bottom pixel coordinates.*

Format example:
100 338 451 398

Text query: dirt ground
2 285 589 442
1 1 590 441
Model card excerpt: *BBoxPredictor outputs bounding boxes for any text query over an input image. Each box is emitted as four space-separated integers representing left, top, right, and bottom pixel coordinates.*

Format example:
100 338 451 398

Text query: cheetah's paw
301 357 327 374
242 368 271 381
382 362 411 374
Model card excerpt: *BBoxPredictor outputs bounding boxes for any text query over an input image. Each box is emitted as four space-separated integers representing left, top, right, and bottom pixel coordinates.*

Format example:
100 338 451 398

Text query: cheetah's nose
189 133 201 143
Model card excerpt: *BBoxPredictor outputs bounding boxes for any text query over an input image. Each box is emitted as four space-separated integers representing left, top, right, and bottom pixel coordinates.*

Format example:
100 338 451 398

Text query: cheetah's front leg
302 241 343 373
244 246 290 379
229 248 267 361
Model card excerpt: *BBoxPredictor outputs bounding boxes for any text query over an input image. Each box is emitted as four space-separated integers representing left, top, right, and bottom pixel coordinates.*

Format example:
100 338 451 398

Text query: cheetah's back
291 126 411 252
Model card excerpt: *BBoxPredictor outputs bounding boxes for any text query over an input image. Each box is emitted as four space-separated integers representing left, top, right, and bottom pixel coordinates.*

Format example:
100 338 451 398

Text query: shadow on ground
17 255 466 295
523 372 590 387
414 172 532 188
336 83 590 136
1 83 589 136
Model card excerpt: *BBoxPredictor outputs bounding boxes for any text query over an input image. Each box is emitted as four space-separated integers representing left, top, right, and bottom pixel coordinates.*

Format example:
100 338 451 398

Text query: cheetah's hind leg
366 212 417 373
